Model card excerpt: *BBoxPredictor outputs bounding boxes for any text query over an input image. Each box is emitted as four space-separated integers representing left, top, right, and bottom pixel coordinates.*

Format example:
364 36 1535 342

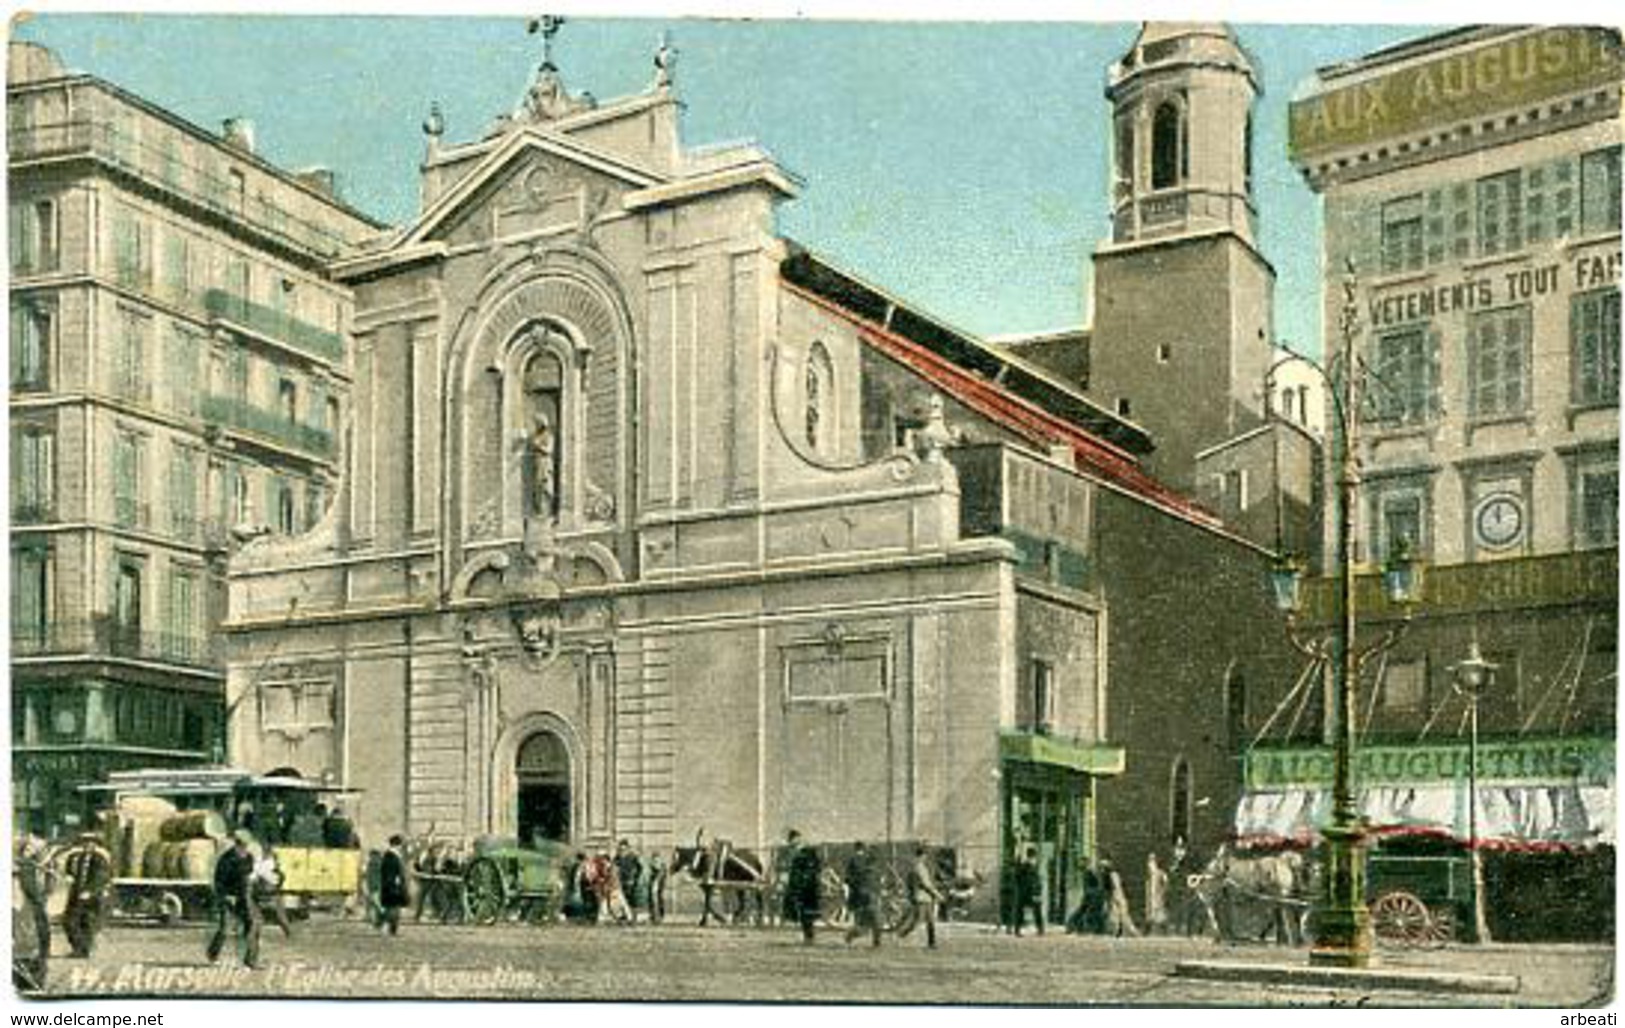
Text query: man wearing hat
378 834 409 935
208 831 260 968
62 830 113 958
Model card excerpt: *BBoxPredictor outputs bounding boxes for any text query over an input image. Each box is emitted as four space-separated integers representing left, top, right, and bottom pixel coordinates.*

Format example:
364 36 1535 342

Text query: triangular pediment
400 129 666 250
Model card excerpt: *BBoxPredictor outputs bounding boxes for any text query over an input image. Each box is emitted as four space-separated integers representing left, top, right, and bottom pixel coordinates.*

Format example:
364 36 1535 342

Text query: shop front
1000 731 1126 925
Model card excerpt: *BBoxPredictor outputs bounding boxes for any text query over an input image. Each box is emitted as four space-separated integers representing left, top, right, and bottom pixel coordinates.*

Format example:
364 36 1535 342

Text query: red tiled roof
782 279 1220 526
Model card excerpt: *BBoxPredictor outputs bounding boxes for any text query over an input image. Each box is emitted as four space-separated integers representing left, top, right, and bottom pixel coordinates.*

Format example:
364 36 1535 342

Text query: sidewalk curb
1173 959 1522 995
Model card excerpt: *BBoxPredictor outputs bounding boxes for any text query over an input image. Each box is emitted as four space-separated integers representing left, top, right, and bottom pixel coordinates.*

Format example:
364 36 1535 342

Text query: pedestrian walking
782 829 822 944
13 834 54 990
615 840 644 924
62 831 113 958
645 852 668 924
378 834 409 935
207 831 261 968
1144 852 1169 936
843 841 881 947
253 850 293 938
594 849 632 924
902 844 944 948
1012 844 1044 936
1103 859 1140 938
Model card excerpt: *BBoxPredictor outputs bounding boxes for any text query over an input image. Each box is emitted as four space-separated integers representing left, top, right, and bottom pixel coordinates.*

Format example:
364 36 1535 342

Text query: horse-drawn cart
671 831 976 931
1191 836 1475 949
458 837 570 925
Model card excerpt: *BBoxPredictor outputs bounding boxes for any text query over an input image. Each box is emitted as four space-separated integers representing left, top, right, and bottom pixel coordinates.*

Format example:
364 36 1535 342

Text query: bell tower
1088 23 1276 494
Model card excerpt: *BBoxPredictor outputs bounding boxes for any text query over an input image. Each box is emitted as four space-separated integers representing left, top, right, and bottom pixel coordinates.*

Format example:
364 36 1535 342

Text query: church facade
223 35 1293 920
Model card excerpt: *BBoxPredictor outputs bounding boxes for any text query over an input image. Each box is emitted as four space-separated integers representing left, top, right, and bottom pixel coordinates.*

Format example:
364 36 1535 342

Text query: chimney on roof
221 117 256 155
295 166 337 199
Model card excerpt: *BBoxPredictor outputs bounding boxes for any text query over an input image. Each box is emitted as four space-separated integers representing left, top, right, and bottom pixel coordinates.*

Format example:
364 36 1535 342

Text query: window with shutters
1370 328 1439 425
112 206 152 288
115 308 149 402
112 431 144 528
9 198 57 274
305 479 327 529
1477 170 1522 257
167 569 198 662
1577 465 1618 549
274 476 297 535
168 446 198 541
167 326 199 417
11 426 54 523
1381 194 1424 274
11 546 50 648
113 554 144 639
1572 290 1621 407
1580 146 1621 236
11 302 50 390
1468 306 1532 420
1027 660 1056 736
309 379 329 431
163 230 191 302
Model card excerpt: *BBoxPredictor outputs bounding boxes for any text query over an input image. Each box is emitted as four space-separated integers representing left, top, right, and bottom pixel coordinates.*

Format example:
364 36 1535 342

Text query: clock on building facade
1474 493 1525 550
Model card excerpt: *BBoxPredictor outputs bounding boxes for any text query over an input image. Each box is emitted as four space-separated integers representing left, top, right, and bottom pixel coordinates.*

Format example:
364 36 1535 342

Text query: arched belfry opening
515 729 571 845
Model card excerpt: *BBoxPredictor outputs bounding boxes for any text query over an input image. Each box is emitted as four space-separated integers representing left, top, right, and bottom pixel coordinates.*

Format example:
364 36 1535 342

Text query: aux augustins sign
1245 735 1615 790
1289 26 1621 160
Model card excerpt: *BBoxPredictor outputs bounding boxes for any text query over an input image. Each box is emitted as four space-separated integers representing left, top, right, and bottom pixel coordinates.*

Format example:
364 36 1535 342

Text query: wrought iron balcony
8 119 352 260
203 289 344 365
10 617 221 670
200 393 334 460
1297 549 1618 623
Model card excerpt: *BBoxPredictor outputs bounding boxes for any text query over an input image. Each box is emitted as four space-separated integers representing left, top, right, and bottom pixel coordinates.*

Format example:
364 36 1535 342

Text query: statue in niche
527 412 557 518
522 344 564 522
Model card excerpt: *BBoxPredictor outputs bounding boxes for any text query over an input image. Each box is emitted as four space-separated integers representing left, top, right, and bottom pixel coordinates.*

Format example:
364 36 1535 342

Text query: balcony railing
201 394 334 459
8 119 353 260
10 617 221 670
1300 548 1618 623
203 289 344 365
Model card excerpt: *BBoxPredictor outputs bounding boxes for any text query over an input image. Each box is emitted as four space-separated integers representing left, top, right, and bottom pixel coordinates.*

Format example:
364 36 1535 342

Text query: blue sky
13 13 1444 352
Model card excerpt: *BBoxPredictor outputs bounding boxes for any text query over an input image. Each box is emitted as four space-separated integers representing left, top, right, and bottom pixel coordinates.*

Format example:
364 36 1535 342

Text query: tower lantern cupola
1106 22 1260 246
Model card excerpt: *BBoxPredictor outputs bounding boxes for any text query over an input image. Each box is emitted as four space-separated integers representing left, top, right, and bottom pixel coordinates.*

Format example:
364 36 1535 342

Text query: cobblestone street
28 918 1614 1007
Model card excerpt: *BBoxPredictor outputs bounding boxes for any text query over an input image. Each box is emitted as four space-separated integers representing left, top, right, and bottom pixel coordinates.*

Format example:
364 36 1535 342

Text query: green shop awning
1000 731 1125 776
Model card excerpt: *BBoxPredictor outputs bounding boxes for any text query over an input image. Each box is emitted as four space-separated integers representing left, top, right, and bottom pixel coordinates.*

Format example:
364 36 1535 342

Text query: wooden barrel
140 841 168 879
158 810 228 842
180 839 219 882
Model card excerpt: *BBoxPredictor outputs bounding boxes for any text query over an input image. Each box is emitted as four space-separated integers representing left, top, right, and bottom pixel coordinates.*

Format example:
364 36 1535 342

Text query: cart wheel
157 891 184 926
878 867 909 932
1371 890 1432 949
818 866 849 926
1423 906 1456 948
465 859 506 925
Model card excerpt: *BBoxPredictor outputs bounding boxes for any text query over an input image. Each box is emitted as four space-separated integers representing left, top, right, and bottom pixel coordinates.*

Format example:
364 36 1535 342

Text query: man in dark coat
614 840 644 924
378 835 409 935
13 834 54 990
1013 845 1045 936
782 829 821 944
843 841 882 947
207 832 261 968
62 833 113 958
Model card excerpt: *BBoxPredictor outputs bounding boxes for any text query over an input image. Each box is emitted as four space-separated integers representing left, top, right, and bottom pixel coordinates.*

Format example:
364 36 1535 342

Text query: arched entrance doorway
516 730 571 845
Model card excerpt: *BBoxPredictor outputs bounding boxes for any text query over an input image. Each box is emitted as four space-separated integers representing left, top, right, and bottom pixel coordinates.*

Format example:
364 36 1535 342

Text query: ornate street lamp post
1451 640 1498 944
1267 259 1423 968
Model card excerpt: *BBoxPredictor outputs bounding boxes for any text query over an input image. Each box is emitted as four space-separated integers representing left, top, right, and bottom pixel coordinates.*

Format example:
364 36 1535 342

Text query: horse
669 829 769 927
1189 844 1309 946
